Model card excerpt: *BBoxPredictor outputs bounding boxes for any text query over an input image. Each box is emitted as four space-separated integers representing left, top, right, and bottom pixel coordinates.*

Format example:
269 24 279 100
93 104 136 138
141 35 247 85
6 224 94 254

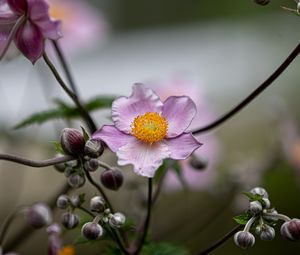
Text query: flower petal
112 83 163 133
164 133 202 160
117 140 170 178
92 125 134 152
0 0 19 24
7 0 27 14
162 96 197 137
28 0 62 40
14 20 44 63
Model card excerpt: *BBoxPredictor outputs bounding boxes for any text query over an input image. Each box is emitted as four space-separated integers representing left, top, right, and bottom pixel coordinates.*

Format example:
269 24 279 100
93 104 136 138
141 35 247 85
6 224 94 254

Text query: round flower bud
255 225 262 235
281 219 300 241
67 173 85 188
189 155 208 171
253 0 270 6
61 212 80 229
250 187 269 198
100 168 123 191
60 128 85 155
262 198 271 209
81 222 103 240
109 212 126 229
26 203 52 228
47 223 61 235
263 209 278 222
90 196 106 213
56 195 69 209
70 194 81 208
249 201 262 215
84 139 104 158
260 225 275 241
297 2 300 14
64 166 74 177
234 231 255 249
84 159 99 172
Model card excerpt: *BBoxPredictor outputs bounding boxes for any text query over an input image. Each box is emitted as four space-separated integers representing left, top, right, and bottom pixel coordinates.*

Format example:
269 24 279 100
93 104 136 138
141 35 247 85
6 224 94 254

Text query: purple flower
0 0 62 63
92 83 202 178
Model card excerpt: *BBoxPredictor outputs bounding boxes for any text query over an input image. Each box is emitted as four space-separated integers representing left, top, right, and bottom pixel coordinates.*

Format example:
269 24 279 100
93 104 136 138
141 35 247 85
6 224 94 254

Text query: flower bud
90 196 106 213
262 198 271 209
61 212 80 229
56 195 69 209
189 155 208 171
281 219 300 241
70 194 81 208
234 231 255 249
64 166 74 177
60 128 85 155
109 212 126 229
26 203 52 228
263 209 278 222
47 223 61 235
84 139 104 158
253 0 270 6
67 173 85 188
297 2 300 14
250 187 268 198
100 168 123 191
81 222 103 240
260 225 275 241
249 201 262 215
84 159 99 172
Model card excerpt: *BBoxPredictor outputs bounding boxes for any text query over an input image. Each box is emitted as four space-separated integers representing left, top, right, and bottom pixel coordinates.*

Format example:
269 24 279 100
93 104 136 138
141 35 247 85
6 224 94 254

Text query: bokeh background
0 0 300 254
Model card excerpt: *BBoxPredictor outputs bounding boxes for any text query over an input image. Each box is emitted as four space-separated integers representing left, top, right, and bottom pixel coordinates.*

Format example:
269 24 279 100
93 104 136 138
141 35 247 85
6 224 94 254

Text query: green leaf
242 192 265 204
233 212 252 225
51 141 64 154
13 96 115 129
81 126 90 142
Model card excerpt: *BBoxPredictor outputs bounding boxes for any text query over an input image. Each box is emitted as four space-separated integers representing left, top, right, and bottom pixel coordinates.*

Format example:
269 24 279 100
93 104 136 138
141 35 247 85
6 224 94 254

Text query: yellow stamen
131 112 168 144
48 2 69 20
58 245 75 255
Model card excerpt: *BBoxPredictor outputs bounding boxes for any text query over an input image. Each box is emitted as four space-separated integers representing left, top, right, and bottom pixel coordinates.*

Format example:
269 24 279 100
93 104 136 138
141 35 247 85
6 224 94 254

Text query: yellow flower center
58 246 75 255
48 2 70 21
131 112 168 144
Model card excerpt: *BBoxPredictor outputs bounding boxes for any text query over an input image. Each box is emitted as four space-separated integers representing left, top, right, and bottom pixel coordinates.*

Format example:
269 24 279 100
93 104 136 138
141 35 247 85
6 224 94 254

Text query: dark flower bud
250 187 269 198
260 225 275 241
90 196 106 213
61 212 80 229
253 0 270 6
234 231 255 249
56 195 69 209
100 168 123 191
70 194 81 208
64 166 74 177
81 222 103 240
60 128 85 155
249 201 262 215
84 139 104 158
109 212 126 229
189 155 208 171
281 219 300 241
26 203 52 228
84 159 99 172
68 173 85 188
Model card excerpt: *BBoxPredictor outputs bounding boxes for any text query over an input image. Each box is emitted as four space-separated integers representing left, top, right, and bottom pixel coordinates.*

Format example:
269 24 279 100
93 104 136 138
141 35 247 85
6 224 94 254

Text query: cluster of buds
81 196 126 240
56 194 83 230
55 128 124 190
234 187 300 249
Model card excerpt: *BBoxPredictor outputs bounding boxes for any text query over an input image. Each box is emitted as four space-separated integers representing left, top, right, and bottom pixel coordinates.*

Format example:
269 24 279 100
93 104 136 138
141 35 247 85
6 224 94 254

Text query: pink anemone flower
92 83 202 178
0 0 62 63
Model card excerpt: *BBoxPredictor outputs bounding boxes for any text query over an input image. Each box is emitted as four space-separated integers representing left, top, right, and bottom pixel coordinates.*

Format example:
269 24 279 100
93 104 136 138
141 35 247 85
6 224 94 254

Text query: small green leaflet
13 96 115 129
242 191 266 206
51 141 64 154
233 212 253 225
81 126 90 142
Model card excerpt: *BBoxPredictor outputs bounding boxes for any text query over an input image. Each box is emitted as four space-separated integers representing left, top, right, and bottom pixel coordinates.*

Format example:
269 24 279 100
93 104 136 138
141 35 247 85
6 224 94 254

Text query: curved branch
0 154 74 167
192 43 300 134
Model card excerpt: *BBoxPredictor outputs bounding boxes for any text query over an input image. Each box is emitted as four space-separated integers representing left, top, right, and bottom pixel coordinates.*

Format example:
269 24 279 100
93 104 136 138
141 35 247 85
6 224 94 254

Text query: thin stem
0 15 26 61
263 212 291 222
43 53 97 133
52 41 78 95
109 227 130 255
98 160 112 170
195 225 243 255
0 153 74 167
83 167 114 213
133 178 153 255
0 207 24 246
77 206 95 218
192 43 300 134
244 217 257 232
